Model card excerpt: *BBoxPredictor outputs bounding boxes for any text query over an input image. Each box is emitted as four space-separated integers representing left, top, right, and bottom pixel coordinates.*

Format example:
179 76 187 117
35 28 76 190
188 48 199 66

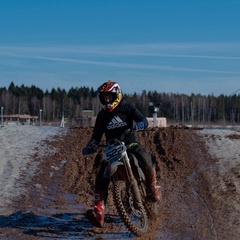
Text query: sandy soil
0 124 239 239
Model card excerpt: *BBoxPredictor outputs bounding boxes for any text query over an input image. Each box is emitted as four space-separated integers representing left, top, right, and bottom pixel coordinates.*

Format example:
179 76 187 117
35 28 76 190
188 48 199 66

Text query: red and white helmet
98 80 122 112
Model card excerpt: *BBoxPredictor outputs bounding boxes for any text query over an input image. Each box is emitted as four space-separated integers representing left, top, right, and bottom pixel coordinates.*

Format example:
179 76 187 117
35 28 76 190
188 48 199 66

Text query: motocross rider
82 80 161 228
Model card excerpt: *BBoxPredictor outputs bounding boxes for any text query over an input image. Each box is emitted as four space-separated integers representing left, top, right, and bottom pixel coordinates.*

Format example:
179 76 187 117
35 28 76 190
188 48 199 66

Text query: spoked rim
113 180 148 236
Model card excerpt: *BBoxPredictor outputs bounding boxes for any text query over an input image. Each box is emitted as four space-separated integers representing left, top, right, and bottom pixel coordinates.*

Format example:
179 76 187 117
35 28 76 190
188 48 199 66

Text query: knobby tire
113 180 148 237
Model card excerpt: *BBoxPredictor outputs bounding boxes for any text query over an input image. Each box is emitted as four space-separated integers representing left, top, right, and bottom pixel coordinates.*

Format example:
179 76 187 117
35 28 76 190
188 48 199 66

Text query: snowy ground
200 128 240 163
197 127 240 239
0 124 67 215
199 127 240 189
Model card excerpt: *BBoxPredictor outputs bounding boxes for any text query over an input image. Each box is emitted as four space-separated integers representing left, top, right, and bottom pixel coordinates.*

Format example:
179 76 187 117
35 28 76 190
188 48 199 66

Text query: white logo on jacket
107 115 127 129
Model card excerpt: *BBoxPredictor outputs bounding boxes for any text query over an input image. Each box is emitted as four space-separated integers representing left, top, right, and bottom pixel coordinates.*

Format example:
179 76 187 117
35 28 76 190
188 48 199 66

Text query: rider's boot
146 168 161 202
85 191 105 228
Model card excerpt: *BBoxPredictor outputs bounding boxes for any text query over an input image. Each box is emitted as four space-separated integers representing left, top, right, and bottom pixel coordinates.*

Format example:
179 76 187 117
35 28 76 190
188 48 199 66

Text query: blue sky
0 0 240 96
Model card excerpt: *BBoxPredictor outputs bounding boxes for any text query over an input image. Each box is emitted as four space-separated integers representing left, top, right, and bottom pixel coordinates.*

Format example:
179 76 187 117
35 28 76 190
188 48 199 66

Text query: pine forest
1 82 240 126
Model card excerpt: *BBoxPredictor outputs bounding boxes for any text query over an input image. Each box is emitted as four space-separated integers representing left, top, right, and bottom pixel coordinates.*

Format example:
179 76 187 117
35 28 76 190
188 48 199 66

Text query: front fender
103 161 124 179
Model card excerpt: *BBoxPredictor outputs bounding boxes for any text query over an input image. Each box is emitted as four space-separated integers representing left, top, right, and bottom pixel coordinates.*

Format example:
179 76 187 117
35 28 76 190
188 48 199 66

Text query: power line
230 88 240 96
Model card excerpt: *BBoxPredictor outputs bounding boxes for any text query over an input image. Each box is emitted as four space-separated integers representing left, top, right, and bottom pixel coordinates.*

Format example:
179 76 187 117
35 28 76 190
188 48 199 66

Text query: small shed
2 114 38 125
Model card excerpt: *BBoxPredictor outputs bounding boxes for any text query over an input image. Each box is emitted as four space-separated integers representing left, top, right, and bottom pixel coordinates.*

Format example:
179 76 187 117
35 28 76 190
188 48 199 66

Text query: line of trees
0 82 240 125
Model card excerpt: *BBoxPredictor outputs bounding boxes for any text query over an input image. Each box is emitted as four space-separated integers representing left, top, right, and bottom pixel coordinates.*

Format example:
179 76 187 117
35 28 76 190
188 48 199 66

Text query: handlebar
88 128 135 151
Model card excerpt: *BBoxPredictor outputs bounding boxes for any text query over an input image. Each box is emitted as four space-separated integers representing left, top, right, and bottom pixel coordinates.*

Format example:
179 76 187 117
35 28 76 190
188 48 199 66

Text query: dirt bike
91 129 158 237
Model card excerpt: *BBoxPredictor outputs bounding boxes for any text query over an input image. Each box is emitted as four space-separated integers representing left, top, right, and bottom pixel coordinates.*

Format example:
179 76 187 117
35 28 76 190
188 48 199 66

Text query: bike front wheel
113 180 148 236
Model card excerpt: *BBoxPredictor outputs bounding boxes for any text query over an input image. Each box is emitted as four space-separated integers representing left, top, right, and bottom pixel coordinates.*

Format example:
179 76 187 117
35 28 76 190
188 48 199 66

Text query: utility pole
1 107 3 125
39 109 42 126
61 96 65 128
190 101 193 127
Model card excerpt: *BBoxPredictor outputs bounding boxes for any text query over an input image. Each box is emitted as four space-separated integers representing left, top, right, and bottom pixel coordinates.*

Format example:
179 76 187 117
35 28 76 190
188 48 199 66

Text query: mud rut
0 127 236 239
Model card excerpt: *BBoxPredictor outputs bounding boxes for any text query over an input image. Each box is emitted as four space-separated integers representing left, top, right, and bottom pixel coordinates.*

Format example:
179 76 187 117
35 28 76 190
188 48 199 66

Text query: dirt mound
1 127 239 239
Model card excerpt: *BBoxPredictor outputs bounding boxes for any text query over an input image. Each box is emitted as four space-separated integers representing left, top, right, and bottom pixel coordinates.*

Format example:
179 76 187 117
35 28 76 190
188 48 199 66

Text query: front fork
122 152 143 208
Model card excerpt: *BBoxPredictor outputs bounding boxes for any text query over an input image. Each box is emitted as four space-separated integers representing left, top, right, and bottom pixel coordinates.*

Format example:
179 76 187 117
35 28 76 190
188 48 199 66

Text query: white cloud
0 42 240 95
1 42 240 60
1 52 240 75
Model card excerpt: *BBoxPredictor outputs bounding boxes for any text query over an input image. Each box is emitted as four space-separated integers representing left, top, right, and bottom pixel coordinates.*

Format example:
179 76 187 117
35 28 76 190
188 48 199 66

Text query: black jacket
88 99 148 146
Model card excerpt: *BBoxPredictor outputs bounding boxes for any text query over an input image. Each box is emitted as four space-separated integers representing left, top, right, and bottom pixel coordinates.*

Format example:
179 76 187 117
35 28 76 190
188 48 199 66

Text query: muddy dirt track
1 126 239 239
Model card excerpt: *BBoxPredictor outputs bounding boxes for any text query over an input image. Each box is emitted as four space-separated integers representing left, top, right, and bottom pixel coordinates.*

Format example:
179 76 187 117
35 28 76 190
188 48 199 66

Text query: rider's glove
82 146 93 155
135 122 145 131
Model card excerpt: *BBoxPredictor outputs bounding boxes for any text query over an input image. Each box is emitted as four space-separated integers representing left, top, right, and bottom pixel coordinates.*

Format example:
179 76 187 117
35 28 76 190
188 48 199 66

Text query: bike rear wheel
113 180 148 236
